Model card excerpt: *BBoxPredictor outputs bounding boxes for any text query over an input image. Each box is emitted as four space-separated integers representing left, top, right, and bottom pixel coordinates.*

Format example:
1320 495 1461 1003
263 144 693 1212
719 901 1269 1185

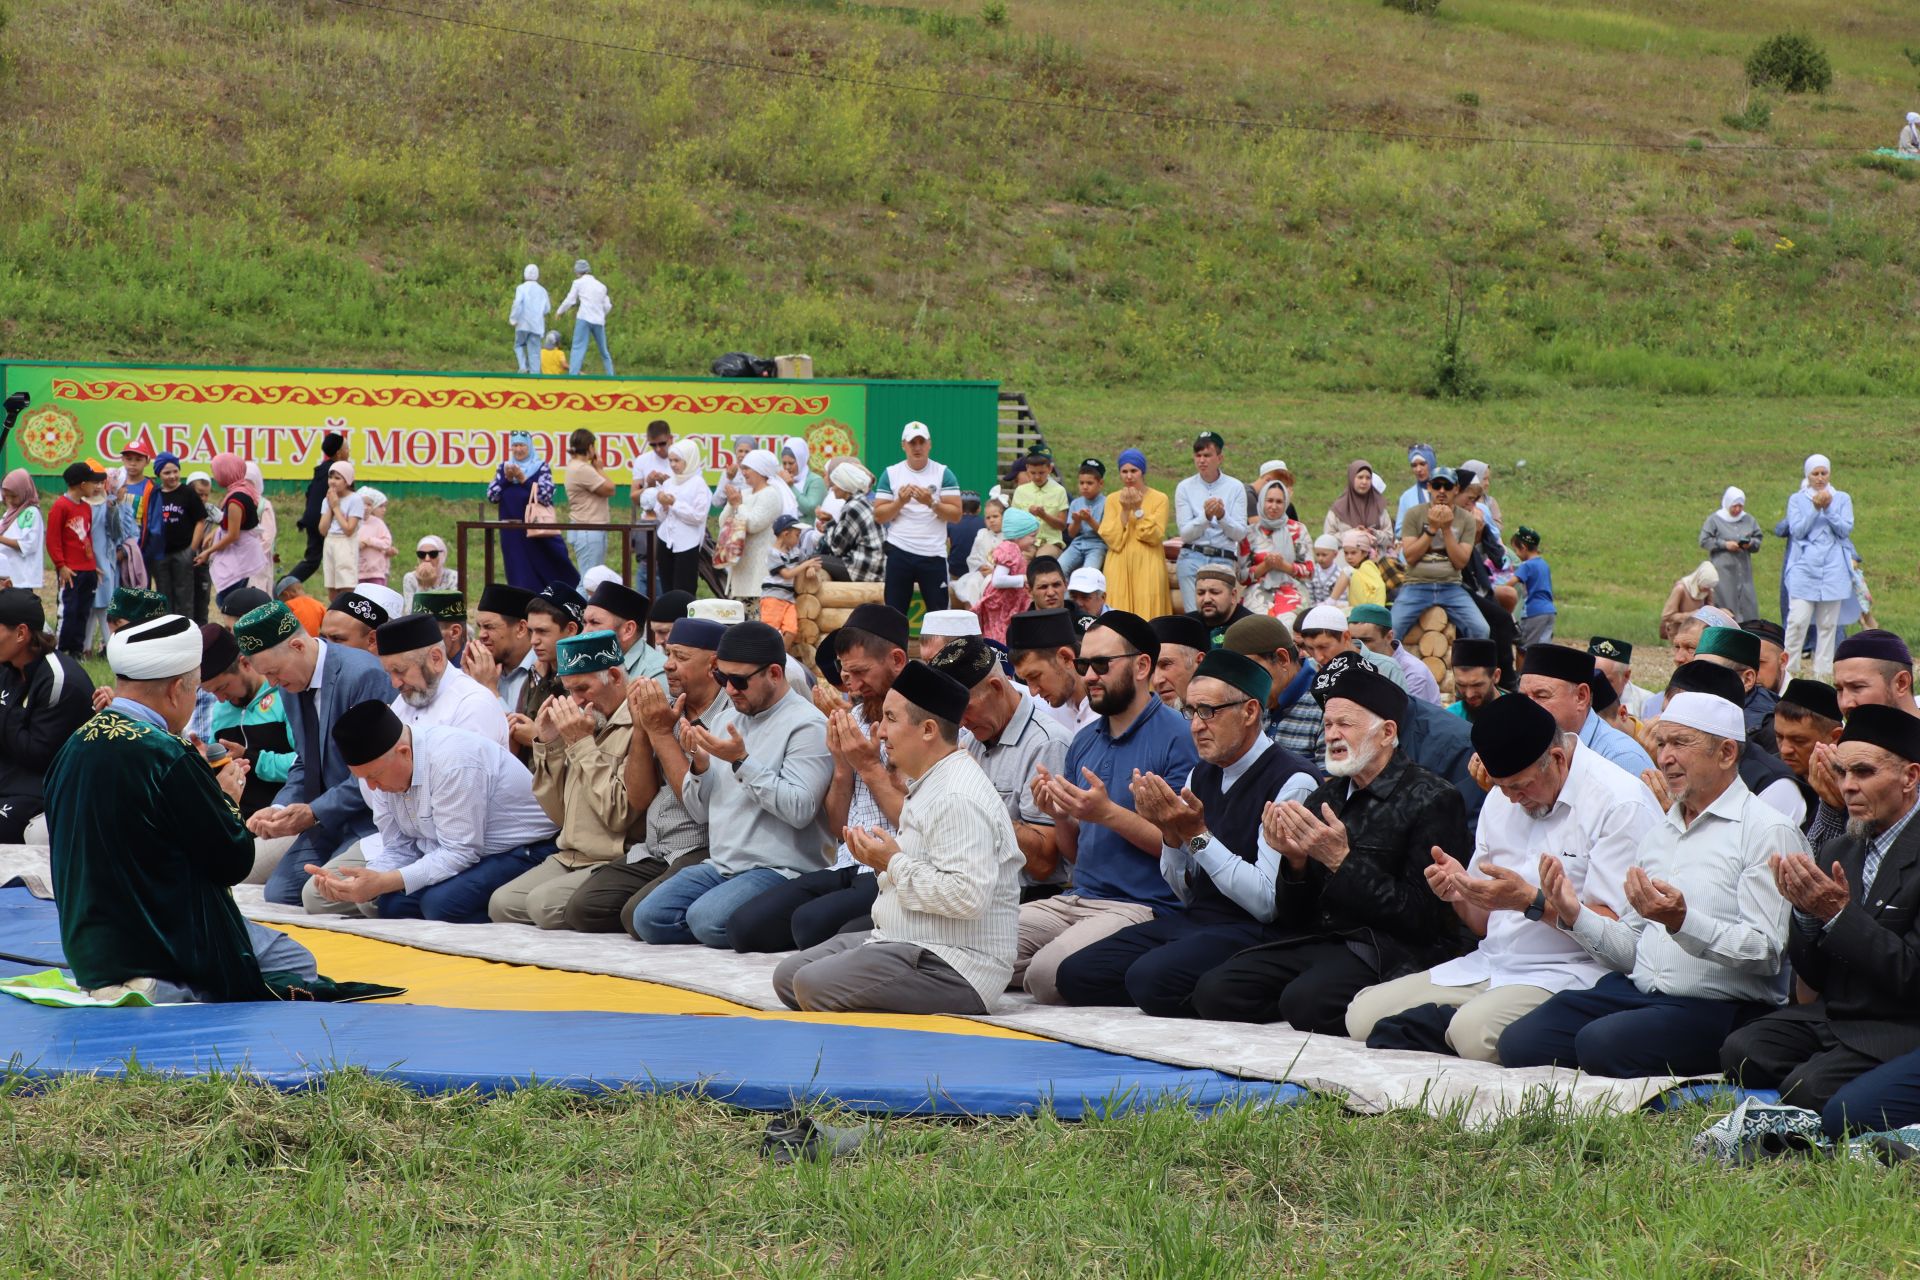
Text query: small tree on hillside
1745 34 1833 94
1383 0 1442 13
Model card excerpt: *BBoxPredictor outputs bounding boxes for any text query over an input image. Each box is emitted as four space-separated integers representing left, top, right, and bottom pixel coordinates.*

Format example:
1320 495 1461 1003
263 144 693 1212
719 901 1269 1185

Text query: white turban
580 565 622 595
1658 691 1744 743
830 461 872 496
108 615 203 681
742 449 782 481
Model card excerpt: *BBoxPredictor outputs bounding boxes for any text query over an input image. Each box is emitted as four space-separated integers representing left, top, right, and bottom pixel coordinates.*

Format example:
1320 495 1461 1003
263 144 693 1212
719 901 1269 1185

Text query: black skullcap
1151 613 1212 654
667 617 726 651
331 698 405 767
1471 691 1560 778
1666 658 1745 706
1835 629 1914 667
891 659 970 726
588 581 649 624
1451 638 1499 671
1088 609 1160 663
929 635 999 690
219 585 271 619
375 612 444 656
716 619 787 666
834 602 910 655
1313 653 1408 726
1588 670 1618 713
1587 636 1633 664
0 587 44 632
477 583 534 620
199 623 240 681
1193 648 1272 707
1741 618 1786 648
1841 704 1920 764
1779 678 1842 724
539 581 587 624
650 590 694 624
1523 644 1595 686
328 591 389 631
1005 608 1078 656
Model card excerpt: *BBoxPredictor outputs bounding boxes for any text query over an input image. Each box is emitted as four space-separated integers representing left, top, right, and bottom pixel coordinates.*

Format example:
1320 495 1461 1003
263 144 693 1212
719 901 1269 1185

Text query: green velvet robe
45 707 270 1001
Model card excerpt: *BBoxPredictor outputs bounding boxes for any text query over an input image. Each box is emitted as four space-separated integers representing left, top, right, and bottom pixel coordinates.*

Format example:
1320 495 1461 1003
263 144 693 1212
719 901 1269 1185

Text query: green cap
234 601 303 656
1347 604 1393 630
1697 626 1760 669
1193 647 1273 708
107 587 169 626
556 628 622 677
413 590 466 623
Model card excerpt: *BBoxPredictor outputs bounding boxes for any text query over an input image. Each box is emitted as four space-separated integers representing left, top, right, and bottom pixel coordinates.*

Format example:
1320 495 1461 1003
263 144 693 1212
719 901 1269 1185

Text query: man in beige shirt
488 628 645 928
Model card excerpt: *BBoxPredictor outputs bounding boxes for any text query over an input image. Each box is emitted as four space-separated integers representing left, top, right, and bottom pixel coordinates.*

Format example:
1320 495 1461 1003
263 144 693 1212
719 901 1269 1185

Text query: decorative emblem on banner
805 419 858 473
19 403 81 468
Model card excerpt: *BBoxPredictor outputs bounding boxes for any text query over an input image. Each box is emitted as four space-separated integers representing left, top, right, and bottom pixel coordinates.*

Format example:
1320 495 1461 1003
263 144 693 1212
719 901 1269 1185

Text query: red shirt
46 495 97 573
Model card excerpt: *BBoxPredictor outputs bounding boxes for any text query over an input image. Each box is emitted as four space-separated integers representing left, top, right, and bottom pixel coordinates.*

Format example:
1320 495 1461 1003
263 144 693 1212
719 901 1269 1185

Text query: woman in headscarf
725 449 785 602
1783 453 1855 679
488 431 578 592
816 460 884 583
780 438 826 522
1245 478 1310 617
244 461 277 591
199 452 270 615
1698 486 1762 623
1660 561 1719 641
1901 111 1920 156
1323 460 1395 560
1098 448 1172 618
0 469 44 591
652 437 712 596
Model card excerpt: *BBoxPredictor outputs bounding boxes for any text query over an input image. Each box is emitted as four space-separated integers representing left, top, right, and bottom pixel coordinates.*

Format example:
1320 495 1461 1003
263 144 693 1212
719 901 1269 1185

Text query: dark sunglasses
719 664 772 690
1073 650 1142 676
1428 480 1456 491
417 550 441 559
1184 698 1254 722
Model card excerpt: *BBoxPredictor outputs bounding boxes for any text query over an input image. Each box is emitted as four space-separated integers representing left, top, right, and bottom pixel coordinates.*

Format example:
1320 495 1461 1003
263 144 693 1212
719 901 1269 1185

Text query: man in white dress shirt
1173 431 1247 612
1496 691 1805 1077
555 258 614 376
1346 694 1657 1062
375 613 509 748
301 700 558 922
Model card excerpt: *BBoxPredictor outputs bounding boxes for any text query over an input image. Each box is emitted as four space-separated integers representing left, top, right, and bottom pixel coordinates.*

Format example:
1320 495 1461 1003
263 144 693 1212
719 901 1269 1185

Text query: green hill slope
3 0 1918 395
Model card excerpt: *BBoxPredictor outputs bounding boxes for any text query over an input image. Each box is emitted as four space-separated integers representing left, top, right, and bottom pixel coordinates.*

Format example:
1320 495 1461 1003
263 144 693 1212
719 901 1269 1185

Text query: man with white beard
374 613 510 748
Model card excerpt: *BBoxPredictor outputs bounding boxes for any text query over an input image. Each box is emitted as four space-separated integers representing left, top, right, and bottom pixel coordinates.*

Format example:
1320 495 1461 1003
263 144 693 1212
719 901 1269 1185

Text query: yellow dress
1099 485 1173 619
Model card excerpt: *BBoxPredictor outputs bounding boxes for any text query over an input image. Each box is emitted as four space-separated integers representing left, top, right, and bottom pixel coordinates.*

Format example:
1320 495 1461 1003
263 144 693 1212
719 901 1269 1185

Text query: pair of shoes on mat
1841 1127 1920 1167
761 1111 877 1165
1690 1098 1829 1166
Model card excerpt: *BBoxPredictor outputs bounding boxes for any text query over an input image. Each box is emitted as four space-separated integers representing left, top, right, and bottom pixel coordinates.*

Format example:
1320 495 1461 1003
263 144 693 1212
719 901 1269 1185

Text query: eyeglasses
1072 651 1142 676
719 664 772 691
1183 698 1253 722
417 550 440 559
1428 481 1455 492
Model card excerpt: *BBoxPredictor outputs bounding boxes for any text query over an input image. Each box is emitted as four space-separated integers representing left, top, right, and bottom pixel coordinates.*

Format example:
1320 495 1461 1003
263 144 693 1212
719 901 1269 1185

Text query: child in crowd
1511 526 1555 646
188 471 217 623
1058 458 1108 577
1246 479 1308 617
321 460 364 602
356 487 395 586
951 498 1004 606
47 461 102 656
759 514 807 636
1851 555 1878 630
975 507 1038 643
540 331 567 376
1306 533 1348 606
1342 530 1387 606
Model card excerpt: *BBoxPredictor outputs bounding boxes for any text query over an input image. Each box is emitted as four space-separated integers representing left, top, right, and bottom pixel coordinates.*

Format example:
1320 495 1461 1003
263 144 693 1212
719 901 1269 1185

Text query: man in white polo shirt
871 421 962 617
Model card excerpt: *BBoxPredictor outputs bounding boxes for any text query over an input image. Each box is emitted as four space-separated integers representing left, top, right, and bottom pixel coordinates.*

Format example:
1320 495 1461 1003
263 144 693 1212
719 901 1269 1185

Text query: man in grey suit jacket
1721 705 1920 1129
233 602 393 905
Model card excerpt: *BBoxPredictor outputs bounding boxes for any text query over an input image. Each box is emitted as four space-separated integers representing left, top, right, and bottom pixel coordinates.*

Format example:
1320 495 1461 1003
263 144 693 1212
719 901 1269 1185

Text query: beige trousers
487 855 598 929
1013 894 1156 1005
1344 970 1556 1064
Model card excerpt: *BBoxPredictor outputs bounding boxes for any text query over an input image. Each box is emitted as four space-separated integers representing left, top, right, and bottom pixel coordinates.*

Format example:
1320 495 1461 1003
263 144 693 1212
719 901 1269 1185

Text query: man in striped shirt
773 661 1022 1014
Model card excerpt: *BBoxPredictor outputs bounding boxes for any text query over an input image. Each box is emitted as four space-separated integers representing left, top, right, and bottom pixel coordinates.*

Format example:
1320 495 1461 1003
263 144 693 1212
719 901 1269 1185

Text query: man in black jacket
1190 655 1473 1031
1721 705 1920 1135
0 589 96 842
288 431 348 583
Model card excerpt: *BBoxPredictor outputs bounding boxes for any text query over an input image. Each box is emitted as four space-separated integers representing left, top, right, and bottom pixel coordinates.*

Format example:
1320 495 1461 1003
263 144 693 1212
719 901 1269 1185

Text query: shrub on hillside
1744 34 1832 94
1383 0 1442 13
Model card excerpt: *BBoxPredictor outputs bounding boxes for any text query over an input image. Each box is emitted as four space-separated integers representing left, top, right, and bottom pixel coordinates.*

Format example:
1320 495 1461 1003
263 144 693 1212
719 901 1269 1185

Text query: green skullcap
108 587 169 626
413 590 466 623
556 628 623 677
1697 626 1760 670
234 601 303 656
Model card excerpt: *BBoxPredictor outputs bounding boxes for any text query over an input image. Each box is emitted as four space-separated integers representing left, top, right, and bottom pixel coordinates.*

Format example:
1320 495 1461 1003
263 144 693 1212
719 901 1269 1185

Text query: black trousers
883 548 948 615
657 544 701 596
288 527 325 582
0 795 41 843
727 865 878 953
1189 938 1382 1032
1721 1004 1890 1114
561 851 707 936
56 569 97 655
1054 915 1271 1018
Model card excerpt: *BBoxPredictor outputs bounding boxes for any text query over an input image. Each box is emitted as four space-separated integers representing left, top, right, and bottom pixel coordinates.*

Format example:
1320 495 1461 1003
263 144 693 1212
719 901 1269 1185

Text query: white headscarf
523 264 540 282
1679 561 1719 598
742 449 798 516
1801 453 1831 491
831 461 872 497
1714 486 1745 522
669 439 703 475
782 437 810 476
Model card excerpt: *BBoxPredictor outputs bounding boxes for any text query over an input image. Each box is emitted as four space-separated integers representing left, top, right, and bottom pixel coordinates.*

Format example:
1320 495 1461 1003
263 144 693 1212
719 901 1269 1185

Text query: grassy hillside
3 0 1920 395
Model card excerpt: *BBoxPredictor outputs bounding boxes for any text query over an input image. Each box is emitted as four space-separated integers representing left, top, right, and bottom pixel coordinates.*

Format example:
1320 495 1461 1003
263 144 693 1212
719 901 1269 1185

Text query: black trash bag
711 352 779 378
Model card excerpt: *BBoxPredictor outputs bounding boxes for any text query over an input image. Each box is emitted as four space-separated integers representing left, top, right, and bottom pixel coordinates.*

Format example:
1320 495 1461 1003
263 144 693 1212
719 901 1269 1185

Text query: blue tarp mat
0 887 1300 1117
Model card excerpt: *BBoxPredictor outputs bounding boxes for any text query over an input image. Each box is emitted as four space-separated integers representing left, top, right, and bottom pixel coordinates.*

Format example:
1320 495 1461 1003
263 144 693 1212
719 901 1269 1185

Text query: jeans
1176 546 1236 612
375 840 558 924
1057 540 1107 578
249 921 319 982
629 862 790 948
569 321 614 376
56 569 97 655
514 329 543 374
1390 581 1491 642
883 547 949 615
1784 598 1843 679
566 529 607 574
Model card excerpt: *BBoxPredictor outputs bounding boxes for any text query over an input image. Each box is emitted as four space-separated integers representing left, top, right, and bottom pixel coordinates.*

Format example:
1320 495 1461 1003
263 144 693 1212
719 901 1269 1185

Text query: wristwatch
1523 889 1547 922
1185 832 1211 858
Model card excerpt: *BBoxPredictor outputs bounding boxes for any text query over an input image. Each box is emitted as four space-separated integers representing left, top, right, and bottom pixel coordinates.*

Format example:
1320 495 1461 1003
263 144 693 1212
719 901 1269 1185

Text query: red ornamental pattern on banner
48 379 834 418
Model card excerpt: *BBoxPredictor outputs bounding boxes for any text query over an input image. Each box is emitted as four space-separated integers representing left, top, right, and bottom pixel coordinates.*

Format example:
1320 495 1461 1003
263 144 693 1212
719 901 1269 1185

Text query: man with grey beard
374 613 510 748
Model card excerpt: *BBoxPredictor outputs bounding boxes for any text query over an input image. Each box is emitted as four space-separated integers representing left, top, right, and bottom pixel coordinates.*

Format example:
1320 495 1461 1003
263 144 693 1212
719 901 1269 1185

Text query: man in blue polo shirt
1019 610 1199 1003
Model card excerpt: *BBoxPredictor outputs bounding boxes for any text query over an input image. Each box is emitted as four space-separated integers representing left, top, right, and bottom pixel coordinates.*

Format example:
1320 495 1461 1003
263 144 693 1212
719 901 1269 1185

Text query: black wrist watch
1184 832 1211 858
1523 889 1547 922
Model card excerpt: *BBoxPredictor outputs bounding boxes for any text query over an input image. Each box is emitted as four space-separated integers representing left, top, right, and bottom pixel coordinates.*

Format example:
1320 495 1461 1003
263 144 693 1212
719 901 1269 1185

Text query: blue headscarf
1117 448 1147 473
153 451 182 482
1407 443 1436 471
509 431 533 450
1001 507 1040 540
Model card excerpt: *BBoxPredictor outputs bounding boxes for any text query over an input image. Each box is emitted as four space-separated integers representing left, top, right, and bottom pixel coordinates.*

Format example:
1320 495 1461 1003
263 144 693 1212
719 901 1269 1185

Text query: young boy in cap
1511 527 1555 646
1057 459 1108 578
47 462 103 657
760 513 806 636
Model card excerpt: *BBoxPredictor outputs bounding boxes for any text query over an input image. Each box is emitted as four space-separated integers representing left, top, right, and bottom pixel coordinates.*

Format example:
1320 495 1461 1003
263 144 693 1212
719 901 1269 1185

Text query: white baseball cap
900 421 931 442
1067 567 1107 595
1299 604 1349 635
921 609 981 638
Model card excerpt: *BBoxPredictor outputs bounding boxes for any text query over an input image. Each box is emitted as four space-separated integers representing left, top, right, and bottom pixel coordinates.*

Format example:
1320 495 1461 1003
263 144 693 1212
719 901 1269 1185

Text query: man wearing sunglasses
1018 611 1200 1004
1053 649 1319 1016
629 621 832 949
1392 465 1491 646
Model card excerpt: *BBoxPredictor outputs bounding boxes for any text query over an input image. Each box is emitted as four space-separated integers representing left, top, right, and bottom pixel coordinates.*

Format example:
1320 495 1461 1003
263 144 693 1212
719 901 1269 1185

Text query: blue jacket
274 640 392 848
1784 487 1855 603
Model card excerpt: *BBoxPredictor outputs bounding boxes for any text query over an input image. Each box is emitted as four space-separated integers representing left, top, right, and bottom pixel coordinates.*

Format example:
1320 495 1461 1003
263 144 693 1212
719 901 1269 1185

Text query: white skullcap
186 471 212 488
922 609 982 638
830 461 872 496
1067 567 1107 594
109 614 203 681
1258 459 1289 477
1313 533 1341 552
688 598 745 625
357 583 405 618
742 449 781 480
580 565 622 595
524 264 540 281
1659 691 1745 742
1299 604 1349 634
